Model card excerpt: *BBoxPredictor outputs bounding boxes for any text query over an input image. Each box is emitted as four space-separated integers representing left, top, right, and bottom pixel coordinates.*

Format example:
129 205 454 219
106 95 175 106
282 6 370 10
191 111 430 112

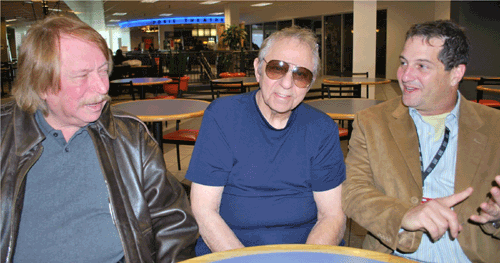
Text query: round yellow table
180 244 416 263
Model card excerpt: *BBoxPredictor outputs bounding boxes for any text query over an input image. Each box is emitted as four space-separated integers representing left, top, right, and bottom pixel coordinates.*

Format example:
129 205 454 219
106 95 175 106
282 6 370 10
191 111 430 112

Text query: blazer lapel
388 102 423 189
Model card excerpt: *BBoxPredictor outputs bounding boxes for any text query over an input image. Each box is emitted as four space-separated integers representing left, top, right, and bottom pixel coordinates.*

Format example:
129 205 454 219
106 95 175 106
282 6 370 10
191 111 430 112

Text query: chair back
476 77 500 102
110 80 134 99
210 80 245 100
321 83 362 98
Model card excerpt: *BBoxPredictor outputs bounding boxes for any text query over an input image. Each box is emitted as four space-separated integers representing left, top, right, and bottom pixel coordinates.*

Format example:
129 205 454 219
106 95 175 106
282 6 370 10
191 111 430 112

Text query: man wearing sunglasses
342 20 500 262
186 26 346 256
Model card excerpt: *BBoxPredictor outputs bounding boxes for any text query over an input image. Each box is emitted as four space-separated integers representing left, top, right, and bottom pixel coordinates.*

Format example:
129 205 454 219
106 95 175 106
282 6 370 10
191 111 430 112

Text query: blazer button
410 196 419 204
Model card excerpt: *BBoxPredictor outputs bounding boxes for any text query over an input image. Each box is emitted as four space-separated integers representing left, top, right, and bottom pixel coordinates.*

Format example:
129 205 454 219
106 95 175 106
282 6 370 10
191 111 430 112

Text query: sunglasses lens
265 60 289 80
264 59 313 88
292 67 313 88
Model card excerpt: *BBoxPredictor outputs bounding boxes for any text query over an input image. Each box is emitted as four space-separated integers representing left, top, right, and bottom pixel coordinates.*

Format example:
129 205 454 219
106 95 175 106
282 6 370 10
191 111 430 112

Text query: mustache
79 95 111 107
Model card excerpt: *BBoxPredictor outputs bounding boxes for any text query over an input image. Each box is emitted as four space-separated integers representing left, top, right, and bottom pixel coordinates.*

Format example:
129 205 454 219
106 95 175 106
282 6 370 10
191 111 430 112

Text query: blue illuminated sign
119 16 225 28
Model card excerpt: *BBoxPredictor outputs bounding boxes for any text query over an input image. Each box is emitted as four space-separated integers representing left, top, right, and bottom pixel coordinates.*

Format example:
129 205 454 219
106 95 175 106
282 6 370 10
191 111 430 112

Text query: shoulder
206 91 255 116
1 100 17 130
298 103 336 128
355 97 403 123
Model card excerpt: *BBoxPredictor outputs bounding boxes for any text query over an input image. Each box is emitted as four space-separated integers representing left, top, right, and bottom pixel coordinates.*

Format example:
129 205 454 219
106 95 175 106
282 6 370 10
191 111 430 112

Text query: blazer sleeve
341 113 423 252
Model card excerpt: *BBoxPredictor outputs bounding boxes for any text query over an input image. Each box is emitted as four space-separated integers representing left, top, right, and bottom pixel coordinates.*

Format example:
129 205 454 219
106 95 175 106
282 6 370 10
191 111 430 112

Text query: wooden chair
109 80 134 98
161 90 200 171
321 83 362 99
476 77 500 109
162 119 198 171
210 80 245 100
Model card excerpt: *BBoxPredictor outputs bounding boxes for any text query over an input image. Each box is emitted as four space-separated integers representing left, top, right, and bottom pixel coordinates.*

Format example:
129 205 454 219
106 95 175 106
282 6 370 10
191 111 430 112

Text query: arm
190 183 244 252
306 185 346 245
140 131 198 263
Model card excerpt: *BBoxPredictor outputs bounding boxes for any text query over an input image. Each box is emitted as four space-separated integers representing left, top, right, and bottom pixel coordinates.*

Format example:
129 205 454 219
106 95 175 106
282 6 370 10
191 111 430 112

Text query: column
353 1 377 98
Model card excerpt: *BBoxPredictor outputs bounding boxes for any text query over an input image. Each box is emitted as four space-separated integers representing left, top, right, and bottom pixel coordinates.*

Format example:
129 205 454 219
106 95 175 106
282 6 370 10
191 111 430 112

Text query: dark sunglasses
263 59 313 89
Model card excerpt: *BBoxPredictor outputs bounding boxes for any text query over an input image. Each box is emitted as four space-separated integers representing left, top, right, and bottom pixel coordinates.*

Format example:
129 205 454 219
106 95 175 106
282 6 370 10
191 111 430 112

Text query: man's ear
451 64 466 86
253 58 261 82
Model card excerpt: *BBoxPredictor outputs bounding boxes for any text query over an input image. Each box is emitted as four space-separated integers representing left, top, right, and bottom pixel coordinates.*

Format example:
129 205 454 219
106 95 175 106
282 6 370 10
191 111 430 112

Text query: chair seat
339 127 349 138
476 99 500 108
163 129 198 142
152 95 176 99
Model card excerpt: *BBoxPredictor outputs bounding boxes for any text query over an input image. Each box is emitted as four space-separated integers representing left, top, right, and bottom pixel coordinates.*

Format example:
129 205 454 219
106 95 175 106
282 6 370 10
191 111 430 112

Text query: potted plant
163 52 189 96
219 25 247 74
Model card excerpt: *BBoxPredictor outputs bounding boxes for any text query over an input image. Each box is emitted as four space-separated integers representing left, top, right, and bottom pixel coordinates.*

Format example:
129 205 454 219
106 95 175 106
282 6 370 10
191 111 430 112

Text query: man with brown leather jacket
0 15 198 263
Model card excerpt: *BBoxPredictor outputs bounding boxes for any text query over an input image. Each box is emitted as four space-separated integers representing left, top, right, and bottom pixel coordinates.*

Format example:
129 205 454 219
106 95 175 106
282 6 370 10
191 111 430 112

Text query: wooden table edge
110 78 172 86
112 98 209 122
179 244 416 263
322 79 391 85
477 85 500 94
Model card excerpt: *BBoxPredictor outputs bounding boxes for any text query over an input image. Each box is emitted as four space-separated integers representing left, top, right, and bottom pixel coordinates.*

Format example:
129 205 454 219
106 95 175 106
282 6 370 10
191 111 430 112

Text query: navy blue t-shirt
186 90 346 255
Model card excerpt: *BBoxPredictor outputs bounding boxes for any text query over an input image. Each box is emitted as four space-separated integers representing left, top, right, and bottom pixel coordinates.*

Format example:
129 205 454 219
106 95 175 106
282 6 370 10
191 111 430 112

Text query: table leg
152 121 163 152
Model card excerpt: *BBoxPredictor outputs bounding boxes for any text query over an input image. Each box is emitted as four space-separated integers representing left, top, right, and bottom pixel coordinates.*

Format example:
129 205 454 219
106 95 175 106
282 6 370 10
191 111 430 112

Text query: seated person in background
342 20 500 263
186 26 346 256
113 49 127 65
1 15 198 263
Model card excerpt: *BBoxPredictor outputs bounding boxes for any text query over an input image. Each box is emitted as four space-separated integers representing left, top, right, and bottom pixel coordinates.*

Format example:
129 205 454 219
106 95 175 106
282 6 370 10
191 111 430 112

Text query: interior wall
380 1 437 80
452 1 500 100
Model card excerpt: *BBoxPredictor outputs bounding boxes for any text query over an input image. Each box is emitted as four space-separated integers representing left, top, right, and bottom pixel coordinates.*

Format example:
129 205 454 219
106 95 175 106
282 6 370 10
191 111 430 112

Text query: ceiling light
200 1 220 5
159 13 173 17
141 0 159 3
208 12 224 16
48 8 62 12
5 19 17 22
109 19 121 22
113 13 127 16
251 3 272 7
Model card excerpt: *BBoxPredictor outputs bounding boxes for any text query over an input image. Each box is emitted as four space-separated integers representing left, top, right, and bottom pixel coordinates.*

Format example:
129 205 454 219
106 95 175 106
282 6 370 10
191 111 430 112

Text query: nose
91 72 109 94
399 65 415 83
280 67 294 89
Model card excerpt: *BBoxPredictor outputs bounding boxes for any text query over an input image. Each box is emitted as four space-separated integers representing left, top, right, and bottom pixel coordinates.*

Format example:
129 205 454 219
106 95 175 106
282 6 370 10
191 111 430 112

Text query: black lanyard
419 126 450 184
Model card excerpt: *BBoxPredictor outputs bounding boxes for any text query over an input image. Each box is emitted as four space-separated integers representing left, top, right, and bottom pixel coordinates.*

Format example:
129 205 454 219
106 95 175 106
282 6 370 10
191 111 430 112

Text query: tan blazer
342 96 500 263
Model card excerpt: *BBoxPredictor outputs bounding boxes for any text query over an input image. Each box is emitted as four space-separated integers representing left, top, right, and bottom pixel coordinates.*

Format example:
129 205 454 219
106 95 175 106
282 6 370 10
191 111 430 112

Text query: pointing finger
439 187 473 208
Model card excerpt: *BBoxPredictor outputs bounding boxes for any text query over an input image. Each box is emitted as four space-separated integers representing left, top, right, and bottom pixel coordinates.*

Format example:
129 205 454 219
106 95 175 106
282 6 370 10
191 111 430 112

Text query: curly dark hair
406 20 469 71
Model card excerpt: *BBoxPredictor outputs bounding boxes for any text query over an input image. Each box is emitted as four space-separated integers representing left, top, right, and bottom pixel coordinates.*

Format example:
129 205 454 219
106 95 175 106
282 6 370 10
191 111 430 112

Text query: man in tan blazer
342 20 500 263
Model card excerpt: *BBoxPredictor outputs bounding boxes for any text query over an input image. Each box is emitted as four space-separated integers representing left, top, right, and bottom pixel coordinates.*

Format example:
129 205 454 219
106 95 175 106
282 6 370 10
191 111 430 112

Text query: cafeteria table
462 76 500 82
179 244 416 263
112 98 209 152
306 98 384 137
322 77 391 98
110 77 171 100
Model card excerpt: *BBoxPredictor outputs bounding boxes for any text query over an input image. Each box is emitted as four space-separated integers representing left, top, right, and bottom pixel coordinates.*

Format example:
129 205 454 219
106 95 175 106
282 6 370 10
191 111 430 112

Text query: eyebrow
399 55 433 64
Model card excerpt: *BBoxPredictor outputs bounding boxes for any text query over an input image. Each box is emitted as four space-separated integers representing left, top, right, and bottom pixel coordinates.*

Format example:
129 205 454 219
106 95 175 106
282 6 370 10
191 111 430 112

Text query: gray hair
257 26 320 82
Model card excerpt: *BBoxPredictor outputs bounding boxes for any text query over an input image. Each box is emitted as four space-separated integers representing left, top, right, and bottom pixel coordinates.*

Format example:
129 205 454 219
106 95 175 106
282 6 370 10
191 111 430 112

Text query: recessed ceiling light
251 3 272 7
208 12 224 16
159 13 173 17
141 0 159 3
48 8 62 12
109 19 121 22
200 1 220 5
113 13 127 16
6 19 17 22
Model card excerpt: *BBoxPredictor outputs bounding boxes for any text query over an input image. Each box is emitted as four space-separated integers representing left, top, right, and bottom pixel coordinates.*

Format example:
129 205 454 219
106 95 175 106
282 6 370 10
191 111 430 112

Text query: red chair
162 120 198 171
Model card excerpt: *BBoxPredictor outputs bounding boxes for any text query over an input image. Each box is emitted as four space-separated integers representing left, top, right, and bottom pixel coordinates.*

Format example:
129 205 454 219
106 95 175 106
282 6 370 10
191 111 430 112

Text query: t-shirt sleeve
184 105 233 186
308 117 346 192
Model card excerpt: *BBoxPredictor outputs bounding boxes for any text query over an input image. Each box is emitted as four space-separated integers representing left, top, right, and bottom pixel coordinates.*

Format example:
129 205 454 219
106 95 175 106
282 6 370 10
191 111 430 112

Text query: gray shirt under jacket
13 110 123 263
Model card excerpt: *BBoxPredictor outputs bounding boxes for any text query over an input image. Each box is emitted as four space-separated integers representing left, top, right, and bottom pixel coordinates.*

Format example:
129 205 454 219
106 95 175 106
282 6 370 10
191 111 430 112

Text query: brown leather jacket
1 101 198 263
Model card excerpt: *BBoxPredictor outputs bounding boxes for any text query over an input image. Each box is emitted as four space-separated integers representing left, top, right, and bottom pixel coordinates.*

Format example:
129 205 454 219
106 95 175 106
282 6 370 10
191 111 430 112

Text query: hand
401 187 473 241
470 175 500 224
